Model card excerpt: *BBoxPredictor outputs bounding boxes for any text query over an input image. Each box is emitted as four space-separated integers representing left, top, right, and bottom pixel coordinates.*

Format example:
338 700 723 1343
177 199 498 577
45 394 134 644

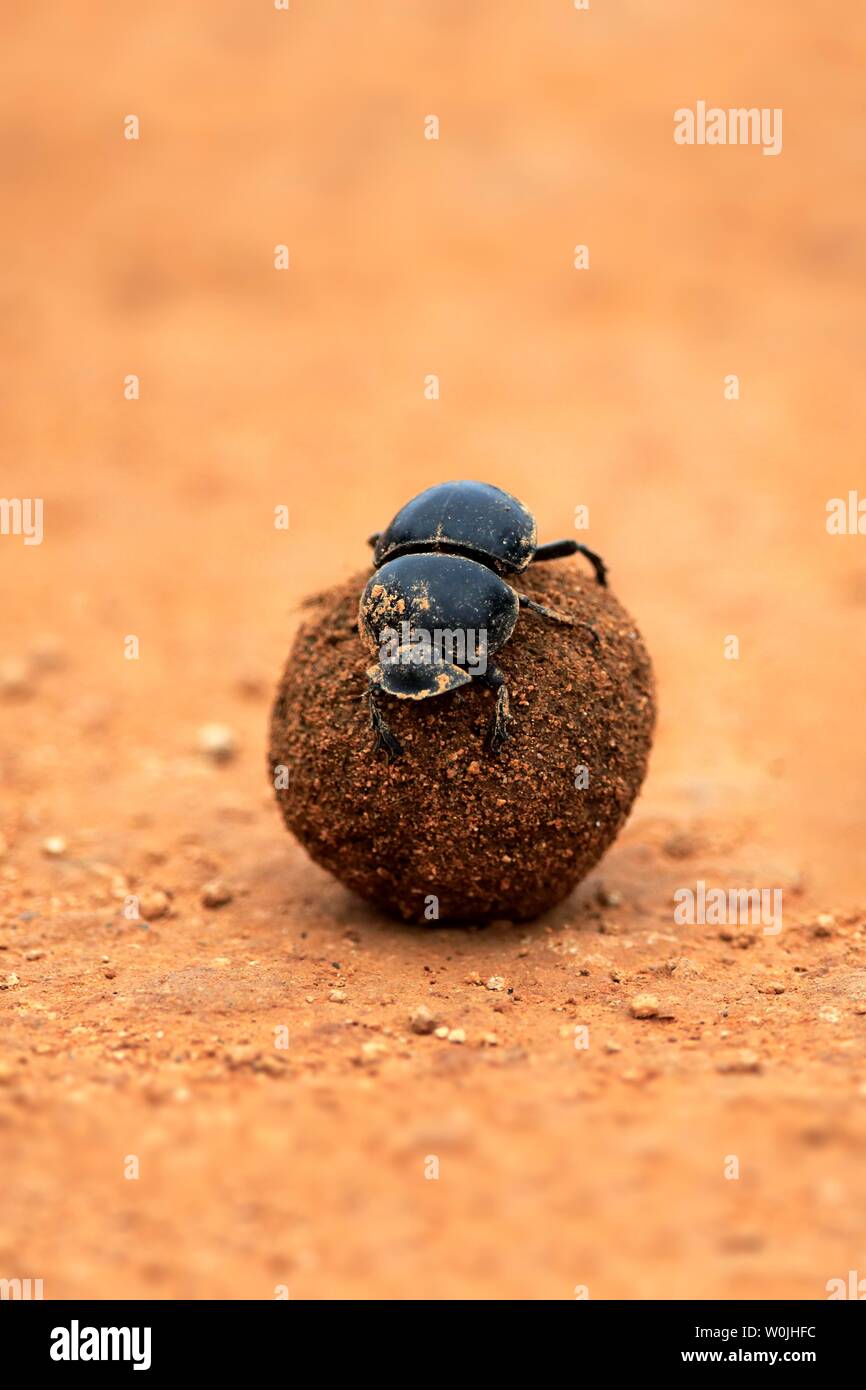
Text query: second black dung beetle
359 480 607 761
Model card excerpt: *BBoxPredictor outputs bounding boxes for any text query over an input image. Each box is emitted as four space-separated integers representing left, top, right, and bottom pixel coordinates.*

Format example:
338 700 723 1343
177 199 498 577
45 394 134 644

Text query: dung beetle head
367 644 473 701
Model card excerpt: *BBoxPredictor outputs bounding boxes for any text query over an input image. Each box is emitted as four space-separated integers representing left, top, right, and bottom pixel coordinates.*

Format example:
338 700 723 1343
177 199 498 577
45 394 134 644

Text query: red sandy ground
1 1 865 1299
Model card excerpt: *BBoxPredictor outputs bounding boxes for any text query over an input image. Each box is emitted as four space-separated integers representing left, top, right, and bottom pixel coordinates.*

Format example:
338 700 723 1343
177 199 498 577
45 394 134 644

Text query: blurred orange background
2 0 865 1299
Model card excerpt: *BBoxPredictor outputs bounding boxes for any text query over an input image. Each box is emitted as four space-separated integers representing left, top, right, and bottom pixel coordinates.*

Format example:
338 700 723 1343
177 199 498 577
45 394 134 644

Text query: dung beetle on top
359 481 607 760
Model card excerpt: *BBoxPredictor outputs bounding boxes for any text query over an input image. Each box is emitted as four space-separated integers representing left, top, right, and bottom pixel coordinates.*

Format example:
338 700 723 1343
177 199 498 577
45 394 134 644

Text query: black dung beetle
359 481 607 761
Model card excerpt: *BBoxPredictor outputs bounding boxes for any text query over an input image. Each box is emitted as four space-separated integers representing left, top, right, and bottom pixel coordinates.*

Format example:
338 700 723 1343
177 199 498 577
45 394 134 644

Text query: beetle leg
517 593 600 650
531 539 608 587
366 682 403 761
478 664 513 754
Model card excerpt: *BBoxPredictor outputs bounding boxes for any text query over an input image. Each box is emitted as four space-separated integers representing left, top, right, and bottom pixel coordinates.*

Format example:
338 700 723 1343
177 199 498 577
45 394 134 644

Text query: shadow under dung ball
269 560 655 923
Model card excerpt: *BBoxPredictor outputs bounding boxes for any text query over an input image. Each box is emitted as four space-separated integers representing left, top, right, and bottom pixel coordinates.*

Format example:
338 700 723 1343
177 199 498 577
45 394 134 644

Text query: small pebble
328 988 346 1003
410 1004 437 1035
0 659 32 698
434 1026 449 1039
486 976 505 991
717 1049 762 1075
235 674 266 699
201 880 232 909
719 926 757 947
448 1028 466 1044
596 885 623 908
138 889 171 920
667 957 703 978
629 993 659 1019
196 723 237 763
663 832 696 859
29 635 66 670
42 836 67 857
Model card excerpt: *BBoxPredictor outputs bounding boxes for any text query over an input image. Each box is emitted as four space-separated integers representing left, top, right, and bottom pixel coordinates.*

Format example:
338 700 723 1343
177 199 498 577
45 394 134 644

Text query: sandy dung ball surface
269 559 656 922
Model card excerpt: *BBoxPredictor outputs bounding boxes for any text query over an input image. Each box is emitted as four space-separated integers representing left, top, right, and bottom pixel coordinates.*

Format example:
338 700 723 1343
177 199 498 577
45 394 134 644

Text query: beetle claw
486 722 512 755
374 726 403 761
485 681 513 754
366 687 404 761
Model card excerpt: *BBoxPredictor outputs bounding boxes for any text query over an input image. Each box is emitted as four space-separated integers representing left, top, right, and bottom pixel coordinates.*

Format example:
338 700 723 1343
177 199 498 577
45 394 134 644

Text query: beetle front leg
478 663 513 754
516 593 600 651
365 681 403 761
531 539 608 586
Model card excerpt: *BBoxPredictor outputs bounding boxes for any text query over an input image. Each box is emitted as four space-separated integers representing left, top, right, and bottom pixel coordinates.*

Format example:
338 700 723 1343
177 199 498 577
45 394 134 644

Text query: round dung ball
269 559 655 923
